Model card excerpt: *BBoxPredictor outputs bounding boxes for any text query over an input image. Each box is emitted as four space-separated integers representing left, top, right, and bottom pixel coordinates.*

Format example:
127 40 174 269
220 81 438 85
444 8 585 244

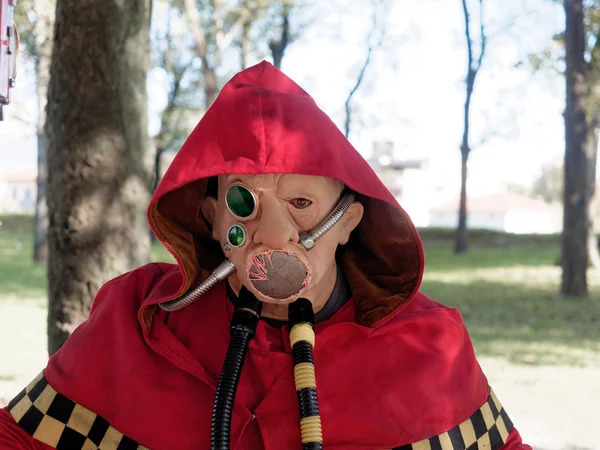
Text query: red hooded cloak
0 61 531 450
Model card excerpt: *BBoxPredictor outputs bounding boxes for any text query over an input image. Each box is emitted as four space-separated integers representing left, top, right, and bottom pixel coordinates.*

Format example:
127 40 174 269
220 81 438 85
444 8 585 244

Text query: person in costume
0 61 531 450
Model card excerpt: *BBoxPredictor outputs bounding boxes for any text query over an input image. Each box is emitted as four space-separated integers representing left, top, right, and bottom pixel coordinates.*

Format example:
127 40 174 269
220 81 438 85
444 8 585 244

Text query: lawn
419 229 600 366
0 215 174 382
1 215 600 385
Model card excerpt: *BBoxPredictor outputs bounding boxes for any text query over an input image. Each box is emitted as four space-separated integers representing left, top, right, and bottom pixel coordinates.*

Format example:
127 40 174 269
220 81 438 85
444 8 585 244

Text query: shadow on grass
418 227 561 247
3 215 598 367
0 228 174 301
422 244 560 271
421 279 600 366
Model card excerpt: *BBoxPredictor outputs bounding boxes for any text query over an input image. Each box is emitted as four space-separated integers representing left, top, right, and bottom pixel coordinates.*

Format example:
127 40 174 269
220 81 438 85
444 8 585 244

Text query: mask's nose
252 196 300 248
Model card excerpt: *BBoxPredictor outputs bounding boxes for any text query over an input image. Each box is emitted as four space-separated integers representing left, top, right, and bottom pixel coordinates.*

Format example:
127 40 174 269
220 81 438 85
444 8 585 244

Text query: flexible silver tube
158 192 356 312
158 259 236 311
299 193 355 249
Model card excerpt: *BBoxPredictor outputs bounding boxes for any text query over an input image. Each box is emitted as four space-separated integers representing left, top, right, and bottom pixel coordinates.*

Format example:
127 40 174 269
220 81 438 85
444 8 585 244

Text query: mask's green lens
226 185 256 218
227 224 246 247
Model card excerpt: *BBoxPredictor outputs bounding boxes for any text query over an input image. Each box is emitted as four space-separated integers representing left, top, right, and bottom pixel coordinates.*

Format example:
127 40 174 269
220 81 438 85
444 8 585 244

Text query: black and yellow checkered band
8 372 148 450
392 390 514 450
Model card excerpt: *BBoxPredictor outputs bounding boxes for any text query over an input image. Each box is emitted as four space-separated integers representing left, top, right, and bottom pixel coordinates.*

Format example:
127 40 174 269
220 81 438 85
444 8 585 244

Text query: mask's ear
338 201 364 245
201 196 220 241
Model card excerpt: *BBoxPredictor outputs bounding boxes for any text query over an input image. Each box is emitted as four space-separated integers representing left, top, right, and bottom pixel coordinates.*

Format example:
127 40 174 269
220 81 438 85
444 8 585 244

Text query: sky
277 0 565 194
0 0 565 196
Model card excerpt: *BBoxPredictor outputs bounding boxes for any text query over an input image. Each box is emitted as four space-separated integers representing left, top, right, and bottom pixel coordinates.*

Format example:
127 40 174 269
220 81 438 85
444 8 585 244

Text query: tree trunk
46 0 152 355
241 21 250 70
343 2 380 139
269 6 290 69
150 146 164 244
33 132 49 263
455 71 474 254
32 0 55 264
561 0 588 297
586 114 600 269
153 147 164 194
455 151 469 253
455 0 485 254
203 65 218 108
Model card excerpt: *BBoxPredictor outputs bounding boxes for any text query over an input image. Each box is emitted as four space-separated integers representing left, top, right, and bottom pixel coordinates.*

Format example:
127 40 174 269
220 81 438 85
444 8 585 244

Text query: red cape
1 61 530 449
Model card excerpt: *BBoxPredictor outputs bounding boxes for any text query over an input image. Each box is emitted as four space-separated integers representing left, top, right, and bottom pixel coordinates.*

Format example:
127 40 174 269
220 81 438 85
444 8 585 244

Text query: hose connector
229 286 263 335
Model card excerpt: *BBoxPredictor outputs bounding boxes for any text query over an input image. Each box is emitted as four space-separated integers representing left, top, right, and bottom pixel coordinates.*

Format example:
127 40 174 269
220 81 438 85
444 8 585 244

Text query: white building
428 192 562 234
0 167 37 213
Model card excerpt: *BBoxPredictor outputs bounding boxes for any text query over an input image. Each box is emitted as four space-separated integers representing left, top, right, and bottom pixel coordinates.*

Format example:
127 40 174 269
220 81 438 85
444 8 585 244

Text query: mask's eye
226 184 257 218
289 198 313 210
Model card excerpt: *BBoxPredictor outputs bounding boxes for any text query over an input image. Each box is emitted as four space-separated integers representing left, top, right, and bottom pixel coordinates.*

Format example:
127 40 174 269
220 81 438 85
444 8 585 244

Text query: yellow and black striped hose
288 298 323 450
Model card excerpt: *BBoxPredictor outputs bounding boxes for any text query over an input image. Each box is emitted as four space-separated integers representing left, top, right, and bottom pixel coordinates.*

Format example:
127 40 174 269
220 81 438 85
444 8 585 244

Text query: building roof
429 192 559 214
0 167 38 182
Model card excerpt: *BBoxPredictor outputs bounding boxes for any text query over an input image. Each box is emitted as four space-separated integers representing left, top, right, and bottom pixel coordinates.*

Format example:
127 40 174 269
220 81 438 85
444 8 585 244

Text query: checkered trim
392 389 514 450
8 372 148 450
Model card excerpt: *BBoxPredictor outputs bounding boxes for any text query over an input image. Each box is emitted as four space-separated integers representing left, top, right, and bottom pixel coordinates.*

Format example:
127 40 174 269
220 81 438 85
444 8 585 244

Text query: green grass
0 215 47 301
419 229 600 366
0 215 176 383
0 214 175 301
1 215 600 382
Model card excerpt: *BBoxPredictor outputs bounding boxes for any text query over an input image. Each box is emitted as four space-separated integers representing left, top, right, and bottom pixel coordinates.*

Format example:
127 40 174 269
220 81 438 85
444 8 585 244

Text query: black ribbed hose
211 287 262 450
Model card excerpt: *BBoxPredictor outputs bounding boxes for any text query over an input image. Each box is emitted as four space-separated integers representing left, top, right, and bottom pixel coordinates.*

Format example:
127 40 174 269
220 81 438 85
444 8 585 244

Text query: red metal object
0 0 17 120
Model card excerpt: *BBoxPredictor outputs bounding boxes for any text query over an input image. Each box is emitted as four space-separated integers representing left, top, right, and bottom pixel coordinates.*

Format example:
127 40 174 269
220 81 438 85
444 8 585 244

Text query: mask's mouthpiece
248 250 311 301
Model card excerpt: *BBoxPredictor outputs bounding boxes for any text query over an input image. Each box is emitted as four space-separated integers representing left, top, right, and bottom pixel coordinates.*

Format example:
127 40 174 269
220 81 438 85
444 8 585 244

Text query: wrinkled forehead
217 173 344 197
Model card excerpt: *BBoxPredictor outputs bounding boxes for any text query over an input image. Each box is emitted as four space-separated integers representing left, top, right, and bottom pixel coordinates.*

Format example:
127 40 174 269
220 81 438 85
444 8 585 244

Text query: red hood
146 61 424 328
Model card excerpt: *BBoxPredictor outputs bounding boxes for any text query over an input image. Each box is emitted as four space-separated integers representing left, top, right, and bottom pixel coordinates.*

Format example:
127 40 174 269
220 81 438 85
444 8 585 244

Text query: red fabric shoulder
381 293 533 449
365 291 490 444
502 428 532 449
43 262 172 423
87 263 168 316
399 291 455 313
0 407 52 449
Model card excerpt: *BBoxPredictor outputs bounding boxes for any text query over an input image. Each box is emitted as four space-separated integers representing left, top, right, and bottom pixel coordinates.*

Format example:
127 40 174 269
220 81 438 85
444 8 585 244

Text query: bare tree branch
214 0 224 66
269 3 291 68
462 0 474 75
241 20 251 69
183 0 208 61
344 0 385 138
221 10 253 55
10 112 36 129
456 0 486 254
460 0 486 157
476 0 486 71
155 64 189 150
161 0 175 70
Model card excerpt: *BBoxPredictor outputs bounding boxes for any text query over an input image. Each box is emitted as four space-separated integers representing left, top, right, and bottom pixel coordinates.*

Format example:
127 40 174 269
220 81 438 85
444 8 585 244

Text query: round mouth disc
248 251 309 300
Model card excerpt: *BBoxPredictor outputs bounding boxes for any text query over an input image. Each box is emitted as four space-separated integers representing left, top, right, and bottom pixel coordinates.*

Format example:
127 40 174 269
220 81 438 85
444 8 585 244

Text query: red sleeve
501 428 532 449
0 408 52 449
